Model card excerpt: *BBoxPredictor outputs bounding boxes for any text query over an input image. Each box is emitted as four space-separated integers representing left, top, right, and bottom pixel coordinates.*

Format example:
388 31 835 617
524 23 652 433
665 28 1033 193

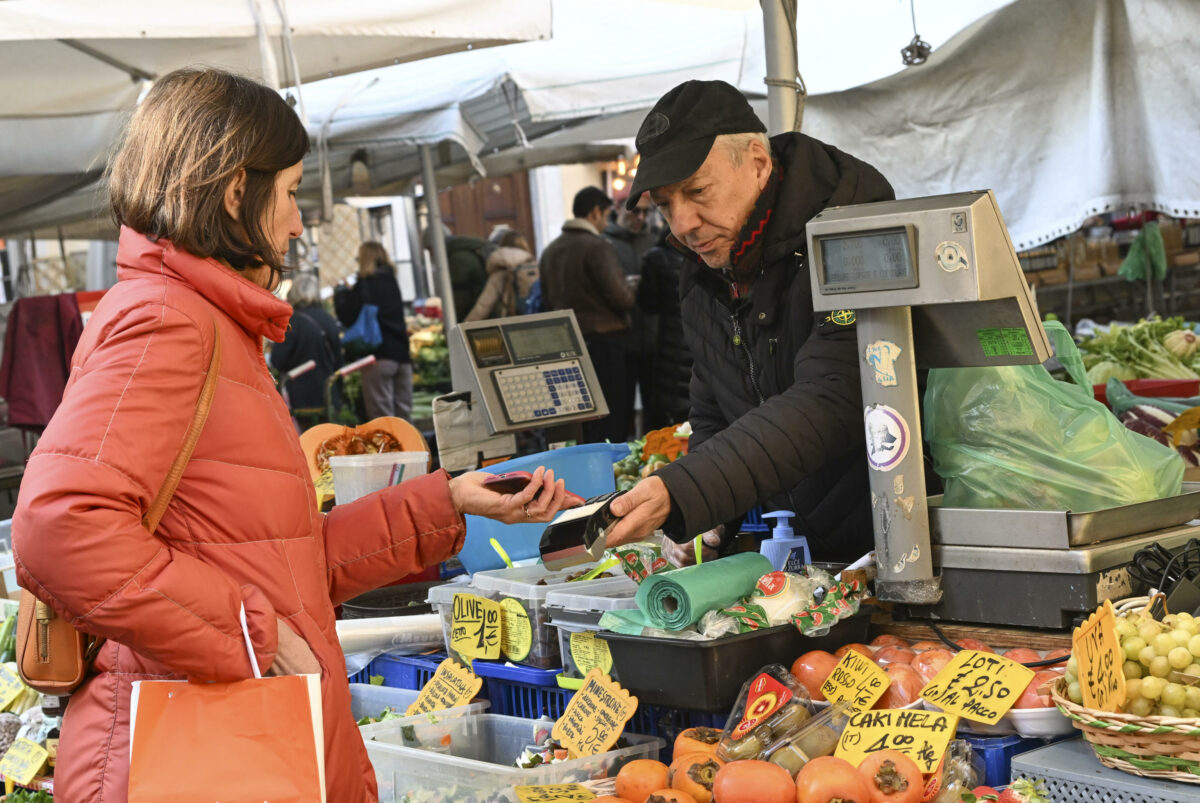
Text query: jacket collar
116 226 292 342
563 218 599 236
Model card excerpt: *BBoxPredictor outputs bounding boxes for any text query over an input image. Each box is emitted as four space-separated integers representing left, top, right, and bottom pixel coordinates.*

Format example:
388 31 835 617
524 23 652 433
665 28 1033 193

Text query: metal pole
419 144 458 332
760 0 800 135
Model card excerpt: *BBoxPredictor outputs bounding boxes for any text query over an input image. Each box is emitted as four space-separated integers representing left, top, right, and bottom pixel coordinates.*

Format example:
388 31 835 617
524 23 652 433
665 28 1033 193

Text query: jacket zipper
729 310 766 405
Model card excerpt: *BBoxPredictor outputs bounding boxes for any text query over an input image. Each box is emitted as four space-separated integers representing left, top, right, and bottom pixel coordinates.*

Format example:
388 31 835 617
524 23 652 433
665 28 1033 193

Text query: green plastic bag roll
635 552 773 630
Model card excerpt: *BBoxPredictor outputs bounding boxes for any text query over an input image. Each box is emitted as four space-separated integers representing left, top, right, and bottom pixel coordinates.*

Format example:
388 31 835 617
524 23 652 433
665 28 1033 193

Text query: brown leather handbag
16 326 222 695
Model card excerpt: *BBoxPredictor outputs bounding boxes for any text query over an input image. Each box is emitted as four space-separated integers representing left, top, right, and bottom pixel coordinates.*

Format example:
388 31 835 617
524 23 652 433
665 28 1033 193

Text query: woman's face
268 161 305 261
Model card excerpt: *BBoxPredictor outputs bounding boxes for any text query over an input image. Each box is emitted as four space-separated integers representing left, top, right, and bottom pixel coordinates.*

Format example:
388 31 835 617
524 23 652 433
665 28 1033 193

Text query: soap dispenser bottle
759 510 810 571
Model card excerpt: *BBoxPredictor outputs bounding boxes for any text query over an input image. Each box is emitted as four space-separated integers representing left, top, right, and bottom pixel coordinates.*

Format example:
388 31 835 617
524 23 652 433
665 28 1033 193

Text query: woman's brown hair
357 241 395 277
108 67 310 279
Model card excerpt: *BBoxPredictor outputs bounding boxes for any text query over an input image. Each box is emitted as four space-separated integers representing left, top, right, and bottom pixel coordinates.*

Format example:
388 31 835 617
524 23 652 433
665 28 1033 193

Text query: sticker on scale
864 404 910 471
864 340 902 387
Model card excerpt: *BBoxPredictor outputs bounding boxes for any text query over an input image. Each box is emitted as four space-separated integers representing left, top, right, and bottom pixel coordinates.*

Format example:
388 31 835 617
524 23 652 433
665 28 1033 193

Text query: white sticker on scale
864 340 902 387
864 404 911 472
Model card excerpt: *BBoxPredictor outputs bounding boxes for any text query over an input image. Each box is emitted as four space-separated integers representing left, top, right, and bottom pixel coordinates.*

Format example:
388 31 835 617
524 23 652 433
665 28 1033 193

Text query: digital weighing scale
806 191 1200 625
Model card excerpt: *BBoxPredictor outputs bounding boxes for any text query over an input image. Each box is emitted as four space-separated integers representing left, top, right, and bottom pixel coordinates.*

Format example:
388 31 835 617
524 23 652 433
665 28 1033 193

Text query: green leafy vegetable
1077 316 1199 380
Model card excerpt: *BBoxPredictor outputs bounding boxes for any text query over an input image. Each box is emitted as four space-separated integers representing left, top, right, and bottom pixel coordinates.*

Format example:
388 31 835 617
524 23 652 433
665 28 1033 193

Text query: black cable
926 620 1068 669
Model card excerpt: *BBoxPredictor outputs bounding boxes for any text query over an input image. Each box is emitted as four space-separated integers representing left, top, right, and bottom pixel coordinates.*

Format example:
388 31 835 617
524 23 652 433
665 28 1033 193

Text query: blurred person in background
463 228 540 321
637 227 693 429
270 271 343 429
423 224 490 321
606 193 660 434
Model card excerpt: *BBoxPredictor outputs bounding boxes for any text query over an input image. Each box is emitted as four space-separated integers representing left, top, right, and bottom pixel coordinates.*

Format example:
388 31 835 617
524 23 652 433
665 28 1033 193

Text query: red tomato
1044 648 1071 671
908 640 944 652
791 650 838 701
857 749 923 803
794 756 872 803
910 648 954 684
873 646 916 666
955 638 995 654
874 663 924 709
834 643 876 662
1002 648 1043 666
1014 670 1059 708
711 760 794 803
869 634 911 649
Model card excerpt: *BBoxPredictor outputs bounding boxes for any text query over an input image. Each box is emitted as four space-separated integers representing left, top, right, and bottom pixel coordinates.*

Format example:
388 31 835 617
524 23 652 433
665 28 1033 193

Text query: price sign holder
0 666 24 711
500 598 533 662
919 649 1034 724
1073 599 1127 712
0 738 49 787
406 658 483 716
552 669 637 758
514 783 596 802
451 592 502 661
820 649 891 712
835 708 958 773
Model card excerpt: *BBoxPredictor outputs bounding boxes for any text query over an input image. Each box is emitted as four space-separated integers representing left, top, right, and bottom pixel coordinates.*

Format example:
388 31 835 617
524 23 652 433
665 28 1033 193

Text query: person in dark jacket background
335 241 414 420
606 194 660 433
605 80 895 564
637 228 692 429
270 271 343 428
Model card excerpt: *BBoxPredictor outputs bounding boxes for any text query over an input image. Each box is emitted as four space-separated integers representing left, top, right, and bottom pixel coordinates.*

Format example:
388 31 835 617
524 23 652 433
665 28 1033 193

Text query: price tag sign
835 708 959 774
920 650 1034 724
514 783 595 803
0 665 25 711
820 649 891 713
500 598 533 662
570 631 613 675
451 593 502 661
406 658 483 716
552 668 638 758
0 738 48 786
1073 599 1127 712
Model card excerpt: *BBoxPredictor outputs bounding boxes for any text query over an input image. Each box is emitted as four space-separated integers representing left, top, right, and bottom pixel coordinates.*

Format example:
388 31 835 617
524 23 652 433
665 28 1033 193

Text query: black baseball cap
626 80 766 210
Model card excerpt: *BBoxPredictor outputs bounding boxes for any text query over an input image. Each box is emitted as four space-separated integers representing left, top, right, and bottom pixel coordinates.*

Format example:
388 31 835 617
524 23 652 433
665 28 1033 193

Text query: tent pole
419 144 457 332
760 0 801 135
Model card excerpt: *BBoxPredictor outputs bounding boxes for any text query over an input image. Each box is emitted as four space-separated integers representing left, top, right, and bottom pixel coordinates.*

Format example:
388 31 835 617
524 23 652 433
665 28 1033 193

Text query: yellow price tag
920 649 1035 724
552 668 638 758
514 783 595 802
0 738 48 786
1073 599 1127 712
501 598 533 662
569 631 613 676
820 649 891 713
835 708 959 774
0 666 25 711
405 658 483 716
451 593 502 661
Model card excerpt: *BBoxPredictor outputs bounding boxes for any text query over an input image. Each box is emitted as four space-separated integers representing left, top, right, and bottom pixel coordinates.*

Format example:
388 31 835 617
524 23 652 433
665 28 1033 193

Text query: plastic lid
472 564 631 602
544 581 638 614
762 510 795 539
329 451 428 468
424 575 473 605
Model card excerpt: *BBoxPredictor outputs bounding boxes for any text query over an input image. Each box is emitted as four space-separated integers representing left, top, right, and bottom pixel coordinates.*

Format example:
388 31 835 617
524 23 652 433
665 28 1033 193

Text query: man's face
648 139 771 269
619 196 653 233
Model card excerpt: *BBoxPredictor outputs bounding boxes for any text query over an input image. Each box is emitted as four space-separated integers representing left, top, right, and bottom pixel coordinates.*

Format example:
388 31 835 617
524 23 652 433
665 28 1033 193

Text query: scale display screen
504 318 581 362
818 226 919 292
466 327 511 367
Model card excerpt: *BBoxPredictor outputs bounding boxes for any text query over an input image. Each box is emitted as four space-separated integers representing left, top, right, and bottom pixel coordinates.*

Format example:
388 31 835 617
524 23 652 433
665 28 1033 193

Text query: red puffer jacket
13 228 465 802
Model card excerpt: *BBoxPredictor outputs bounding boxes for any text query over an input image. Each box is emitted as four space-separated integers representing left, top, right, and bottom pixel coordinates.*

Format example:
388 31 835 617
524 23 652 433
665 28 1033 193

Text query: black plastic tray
340 580 444 619
597 607 872 712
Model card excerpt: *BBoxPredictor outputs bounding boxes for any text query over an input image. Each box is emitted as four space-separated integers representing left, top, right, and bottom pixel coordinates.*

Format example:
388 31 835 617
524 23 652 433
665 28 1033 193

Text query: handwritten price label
0 665 25 711
406 659 483 716
0 738 48 786
500 598 533 662
552 668 638 758
451 593 502 661
570 631 614 675
514 784 596 802
1073 600 1127 712
920 650 1034 724
836 708 958 773
820 650 891 713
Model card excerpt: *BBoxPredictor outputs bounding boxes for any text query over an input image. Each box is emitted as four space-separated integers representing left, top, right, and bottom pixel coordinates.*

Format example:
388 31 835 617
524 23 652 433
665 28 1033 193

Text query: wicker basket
1051 675 1200 783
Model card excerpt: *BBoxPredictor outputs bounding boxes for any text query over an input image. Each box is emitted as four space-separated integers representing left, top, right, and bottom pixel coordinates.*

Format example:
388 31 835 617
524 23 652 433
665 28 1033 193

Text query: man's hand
448 466 578 524
267 618 321 677
605 475 672 547
660 528 723 567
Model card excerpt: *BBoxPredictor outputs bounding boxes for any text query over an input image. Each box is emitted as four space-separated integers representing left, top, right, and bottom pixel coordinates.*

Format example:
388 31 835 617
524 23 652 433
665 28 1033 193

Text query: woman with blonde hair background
12 67 574 801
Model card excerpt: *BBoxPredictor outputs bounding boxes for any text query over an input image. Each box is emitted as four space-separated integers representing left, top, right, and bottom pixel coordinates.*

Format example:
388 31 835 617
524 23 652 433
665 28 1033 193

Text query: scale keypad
492 360 595 424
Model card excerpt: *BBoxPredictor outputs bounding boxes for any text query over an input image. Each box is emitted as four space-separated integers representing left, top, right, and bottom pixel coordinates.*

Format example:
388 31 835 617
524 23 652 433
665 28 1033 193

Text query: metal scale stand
806 191 1200 628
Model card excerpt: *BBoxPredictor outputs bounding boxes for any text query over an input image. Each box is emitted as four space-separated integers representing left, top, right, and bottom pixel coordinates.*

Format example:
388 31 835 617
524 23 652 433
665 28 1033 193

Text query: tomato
712 760 794 803
669 752 724 803
873 646 916 666
834 643 876 662
791 650 838 701
617 759 671 803
870 634 911 649
874 663 924 709
646 791 698 803
1044 648 1071 671
1014 670 1059 708
794 756 872 802
1002 647 1043 665
857 749 923 803
911 648 954 685
675 727 722 758
908 641 944 652
955 638 995 654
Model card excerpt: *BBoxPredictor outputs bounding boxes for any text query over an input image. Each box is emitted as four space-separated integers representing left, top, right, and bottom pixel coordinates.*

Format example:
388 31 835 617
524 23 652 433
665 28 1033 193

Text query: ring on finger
523 503 532 518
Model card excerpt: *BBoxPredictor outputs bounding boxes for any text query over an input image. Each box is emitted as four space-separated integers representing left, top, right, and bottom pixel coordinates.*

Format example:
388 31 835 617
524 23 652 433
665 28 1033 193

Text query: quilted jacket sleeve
322 470 466 606
13 303 278 681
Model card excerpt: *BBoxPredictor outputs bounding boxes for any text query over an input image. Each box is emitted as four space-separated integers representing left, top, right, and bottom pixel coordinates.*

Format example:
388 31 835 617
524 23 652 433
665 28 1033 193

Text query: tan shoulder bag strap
143 324 222 534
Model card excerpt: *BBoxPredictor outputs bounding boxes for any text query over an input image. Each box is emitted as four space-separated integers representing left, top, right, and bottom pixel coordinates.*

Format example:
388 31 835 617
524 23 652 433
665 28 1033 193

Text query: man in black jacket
606 80 895 562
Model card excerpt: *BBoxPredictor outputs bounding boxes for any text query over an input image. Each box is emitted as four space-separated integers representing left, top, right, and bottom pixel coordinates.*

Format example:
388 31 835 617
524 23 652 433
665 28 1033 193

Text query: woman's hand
266 618 321 677
449 466 580 524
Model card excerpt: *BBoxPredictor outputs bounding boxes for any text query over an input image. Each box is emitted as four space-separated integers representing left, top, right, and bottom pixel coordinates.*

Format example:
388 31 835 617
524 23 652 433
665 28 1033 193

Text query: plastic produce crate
962 733 1074 790
365 713 664 803
546 582 639 684
471 660 572 719
627 705 727 765
354 652 445 690
341 580 446 619
1011 737 1193 802
349 684 421 722
741 506 768 532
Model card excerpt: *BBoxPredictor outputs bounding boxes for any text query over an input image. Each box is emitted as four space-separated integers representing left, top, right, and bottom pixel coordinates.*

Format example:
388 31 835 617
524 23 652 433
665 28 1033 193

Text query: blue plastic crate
366 652 446 690
964 733 1077 789
741 506 768 532
629 705 727 764
471 659 573 719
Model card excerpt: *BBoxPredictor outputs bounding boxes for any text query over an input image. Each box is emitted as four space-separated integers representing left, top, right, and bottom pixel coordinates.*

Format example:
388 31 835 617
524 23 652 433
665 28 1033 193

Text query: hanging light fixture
901 0 932 66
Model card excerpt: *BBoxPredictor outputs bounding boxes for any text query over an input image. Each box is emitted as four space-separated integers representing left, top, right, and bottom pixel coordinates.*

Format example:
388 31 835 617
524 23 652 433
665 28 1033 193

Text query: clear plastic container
364 712 664 803
545 583 638 685
351 683 490 741
715 664 815 764
426 575 475 656
330 451 428 505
